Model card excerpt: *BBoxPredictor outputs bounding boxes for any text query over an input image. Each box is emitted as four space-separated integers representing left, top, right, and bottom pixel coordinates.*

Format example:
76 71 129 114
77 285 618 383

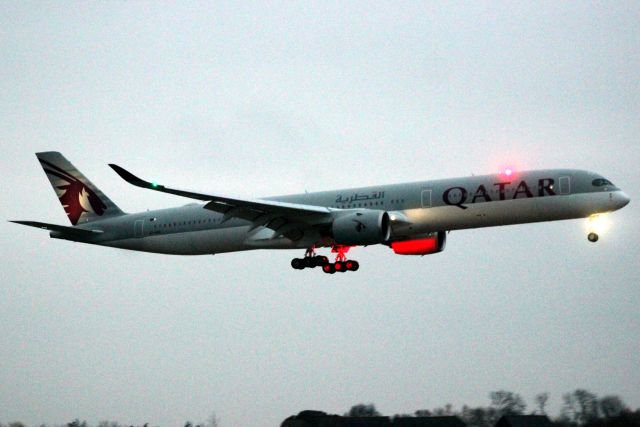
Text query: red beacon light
503 167 514 176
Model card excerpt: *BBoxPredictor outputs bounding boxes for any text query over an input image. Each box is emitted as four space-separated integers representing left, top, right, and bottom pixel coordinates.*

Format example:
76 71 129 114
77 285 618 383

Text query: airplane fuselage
56 168 630 255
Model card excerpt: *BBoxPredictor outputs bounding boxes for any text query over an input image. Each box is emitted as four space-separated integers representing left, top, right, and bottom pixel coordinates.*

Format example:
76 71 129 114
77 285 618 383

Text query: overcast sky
1 2 639 427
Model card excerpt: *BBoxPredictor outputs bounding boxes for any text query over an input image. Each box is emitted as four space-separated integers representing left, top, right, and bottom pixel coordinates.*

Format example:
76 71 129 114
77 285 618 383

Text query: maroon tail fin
36 152 124 225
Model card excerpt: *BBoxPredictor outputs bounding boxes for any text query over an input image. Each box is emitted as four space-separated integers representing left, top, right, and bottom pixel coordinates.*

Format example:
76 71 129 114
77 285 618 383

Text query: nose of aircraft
616 191 631 209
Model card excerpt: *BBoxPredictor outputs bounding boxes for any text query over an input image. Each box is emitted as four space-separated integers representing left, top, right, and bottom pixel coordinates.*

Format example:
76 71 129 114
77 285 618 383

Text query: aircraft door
134 220 144 238
559 176 571 195
421 189 432 208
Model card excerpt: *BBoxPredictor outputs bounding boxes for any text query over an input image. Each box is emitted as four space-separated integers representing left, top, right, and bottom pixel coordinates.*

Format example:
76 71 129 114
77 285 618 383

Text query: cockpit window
592 178 613 187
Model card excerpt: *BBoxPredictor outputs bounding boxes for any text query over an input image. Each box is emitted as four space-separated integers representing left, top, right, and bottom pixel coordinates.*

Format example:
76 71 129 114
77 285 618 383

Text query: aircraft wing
10 220 103 236
109 164 333 238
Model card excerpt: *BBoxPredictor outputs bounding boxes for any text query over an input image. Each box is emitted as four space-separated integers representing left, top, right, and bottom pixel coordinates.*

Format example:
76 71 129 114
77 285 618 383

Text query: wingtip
109 163 158 189
109 163 138 182
108 163 125 174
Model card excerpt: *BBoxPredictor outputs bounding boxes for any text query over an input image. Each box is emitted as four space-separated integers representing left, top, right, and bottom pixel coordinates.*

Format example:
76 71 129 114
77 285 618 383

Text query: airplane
11 152 630 274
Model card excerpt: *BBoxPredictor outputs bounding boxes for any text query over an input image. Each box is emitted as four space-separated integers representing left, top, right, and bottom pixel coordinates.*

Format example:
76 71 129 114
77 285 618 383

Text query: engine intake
332 210 391 246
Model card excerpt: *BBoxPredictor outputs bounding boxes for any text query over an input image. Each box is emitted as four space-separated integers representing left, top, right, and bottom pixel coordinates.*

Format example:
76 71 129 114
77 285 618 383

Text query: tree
490 391 526 416
431 404 455 416
561 392 579 424
346 403 381 417
203 412 220 427
575 389 600 424
561 390 601 425
535 393 550 415
415 410 432 417
599 395 628 418
462 405 489 427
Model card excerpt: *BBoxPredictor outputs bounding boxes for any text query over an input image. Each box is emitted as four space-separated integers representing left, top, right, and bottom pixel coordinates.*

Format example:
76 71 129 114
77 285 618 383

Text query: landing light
587 214 610 235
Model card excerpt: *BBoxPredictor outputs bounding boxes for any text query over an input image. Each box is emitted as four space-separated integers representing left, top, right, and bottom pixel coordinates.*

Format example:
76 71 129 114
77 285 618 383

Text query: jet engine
390 231 447 255
331 210 391 246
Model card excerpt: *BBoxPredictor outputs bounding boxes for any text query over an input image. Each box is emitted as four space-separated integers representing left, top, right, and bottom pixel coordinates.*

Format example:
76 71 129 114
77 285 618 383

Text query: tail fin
36 151 125 225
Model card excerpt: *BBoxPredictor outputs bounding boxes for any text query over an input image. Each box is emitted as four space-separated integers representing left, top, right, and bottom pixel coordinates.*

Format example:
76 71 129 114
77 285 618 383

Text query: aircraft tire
588 232 599 243
323 263 336 274
347 260 359 271
315 255 329 266
291 258 304 269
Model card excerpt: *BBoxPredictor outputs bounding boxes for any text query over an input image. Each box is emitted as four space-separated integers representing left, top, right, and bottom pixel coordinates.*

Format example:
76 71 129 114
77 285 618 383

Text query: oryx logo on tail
40 159 107 224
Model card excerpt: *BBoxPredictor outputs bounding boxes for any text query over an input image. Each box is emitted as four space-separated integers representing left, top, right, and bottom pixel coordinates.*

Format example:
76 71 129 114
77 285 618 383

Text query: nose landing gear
586 214 608 243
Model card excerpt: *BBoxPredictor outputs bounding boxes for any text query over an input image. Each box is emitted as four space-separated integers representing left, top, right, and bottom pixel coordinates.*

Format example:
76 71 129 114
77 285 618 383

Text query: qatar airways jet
12 152 630 274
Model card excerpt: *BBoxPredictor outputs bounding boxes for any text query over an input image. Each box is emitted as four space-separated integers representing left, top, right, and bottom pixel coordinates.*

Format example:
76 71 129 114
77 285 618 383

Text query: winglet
109 164 165 190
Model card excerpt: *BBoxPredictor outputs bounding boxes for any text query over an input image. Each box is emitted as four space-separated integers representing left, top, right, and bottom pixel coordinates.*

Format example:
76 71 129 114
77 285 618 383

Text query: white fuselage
61 169 630 255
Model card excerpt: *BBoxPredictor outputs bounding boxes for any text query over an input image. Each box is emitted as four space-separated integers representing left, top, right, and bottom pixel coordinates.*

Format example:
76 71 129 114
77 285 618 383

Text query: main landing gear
290 246 360 273
588 232 599 243
291 255 329 270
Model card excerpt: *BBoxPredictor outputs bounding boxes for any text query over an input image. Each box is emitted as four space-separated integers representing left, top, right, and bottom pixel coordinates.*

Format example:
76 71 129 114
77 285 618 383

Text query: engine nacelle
331 210 391 246
390 231 447 255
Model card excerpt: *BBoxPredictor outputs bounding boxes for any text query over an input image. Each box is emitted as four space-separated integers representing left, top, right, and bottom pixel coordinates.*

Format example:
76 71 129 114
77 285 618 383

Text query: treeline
345 390 639 427
2 390 639 427
0 415 219 427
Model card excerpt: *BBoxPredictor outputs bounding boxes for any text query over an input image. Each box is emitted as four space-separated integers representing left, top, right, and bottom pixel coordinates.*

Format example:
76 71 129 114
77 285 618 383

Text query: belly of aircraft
101 225 307 255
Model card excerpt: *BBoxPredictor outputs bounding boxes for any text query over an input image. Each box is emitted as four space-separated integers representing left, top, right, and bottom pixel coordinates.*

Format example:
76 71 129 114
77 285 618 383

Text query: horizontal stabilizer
10 221 103 236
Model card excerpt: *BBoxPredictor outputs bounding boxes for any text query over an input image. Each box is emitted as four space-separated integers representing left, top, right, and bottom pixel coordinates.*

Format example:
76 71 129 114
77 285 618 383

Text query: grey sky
1 2 639 426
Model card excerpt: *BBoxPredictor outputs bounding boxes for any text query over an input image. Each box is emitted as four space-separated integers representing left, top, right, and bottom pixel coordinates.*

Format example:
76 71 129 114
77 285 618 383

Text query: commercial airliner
12 152 630 273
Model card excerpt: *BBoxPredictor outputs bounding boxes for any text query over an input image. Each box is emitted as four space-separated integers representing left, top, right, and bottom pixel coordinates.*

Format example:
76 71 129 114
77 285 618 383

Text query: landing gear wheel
588 232 599 243
345 260 359 271
334 262 347 272
314 255 329 266
291 258 304 269
304 257 315 268
322 263 336 274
